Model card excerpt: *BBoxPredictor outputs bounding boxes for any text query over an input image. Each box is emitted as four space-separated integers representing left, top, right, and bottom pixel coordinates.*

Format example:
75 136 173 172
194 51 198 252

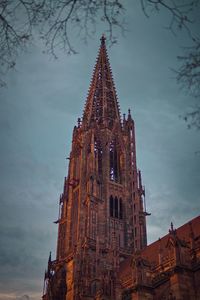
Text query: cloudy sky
0 1 200 299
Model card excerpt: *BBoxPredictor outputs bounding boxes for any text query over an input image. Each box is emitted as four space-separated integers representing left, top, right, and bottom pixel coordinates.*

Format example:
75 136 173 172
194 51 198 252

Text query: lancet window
109 195 123 219
114 196 118 218
94 138 103 175
109 195 114 217
91 280 101 296
119 198 123 219
109 138 121 182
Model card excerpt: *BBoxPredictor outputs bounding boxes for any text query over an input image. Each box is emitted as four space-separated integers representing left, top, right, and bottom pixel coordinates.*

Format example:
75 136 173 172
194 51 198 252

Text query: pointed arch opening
114 196 118 218
110 195 114 217
94 137 103 175
90 279 101 296
109 138 121 183
119 197 123 219
110 196 123 220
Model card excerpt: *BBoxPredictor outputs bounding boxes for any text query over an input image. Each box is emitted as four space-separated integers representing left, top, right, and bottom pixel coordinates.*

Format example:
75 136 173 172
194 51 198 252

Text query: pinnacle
100 34 106 44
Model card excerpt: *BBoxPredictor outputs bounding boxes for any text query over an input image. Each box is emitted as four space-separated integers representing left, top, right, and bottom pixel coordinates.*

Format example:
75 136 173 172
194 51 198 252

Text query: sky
0 1 200 299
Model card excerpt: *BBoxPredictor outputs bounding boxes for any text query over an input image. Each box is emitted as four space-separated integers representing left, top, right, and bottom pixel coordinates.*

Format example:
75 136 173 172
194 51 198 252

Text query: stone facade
42 37 200 300
119 216 200 300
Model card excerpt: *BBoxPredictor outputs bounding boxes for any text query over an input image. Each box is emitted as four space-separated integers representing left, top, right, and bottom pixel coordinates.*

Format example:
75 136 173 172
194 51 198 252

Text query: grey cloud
0 1 200 299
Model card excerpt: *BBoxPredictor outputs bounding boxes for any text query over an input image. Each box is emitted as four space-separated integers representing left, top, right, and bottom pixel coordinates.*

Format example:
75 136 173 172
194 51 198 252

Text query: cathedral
42 36 200 300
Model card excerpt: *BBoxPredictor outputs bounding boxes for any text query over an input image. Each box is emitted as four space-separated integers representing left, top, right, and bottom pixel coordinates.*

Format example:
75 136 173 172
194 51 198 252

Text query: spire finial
100 34 106 45
77 117 81 128
48 251 51 263
128 109 132 119
171 222 174 231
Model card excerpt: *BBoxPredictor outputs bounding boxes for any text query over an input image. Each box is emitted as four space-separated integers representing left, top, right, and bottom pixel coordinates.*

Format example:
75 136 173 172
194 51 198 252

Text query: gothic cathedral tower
43 36 148 300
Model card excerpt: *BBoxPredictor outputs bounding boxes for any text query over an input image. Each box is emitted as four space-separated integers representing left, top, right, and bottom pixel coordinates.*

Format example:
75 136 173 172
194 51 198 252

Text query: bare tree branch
0 0 126 84
0 0 200 131
40 0 126 56
140 0 199 38
177 39 200 129
140 0 200 129
0 0 45 86
177 43 200 98
182 106 200 130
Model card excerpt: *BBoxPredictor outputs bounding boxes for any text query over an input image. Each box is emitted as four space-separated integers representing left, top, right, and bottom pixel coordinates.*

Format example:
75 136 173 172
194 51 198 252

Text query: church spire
43 36 148 300
82 35 121 128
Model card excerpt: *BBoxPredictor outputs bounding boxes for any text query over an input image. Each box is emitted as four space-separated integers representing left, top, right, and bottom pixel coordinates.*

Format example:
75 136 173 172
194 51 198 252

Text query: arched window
119 198 123 219
109 138 121 182
91 280 97 296
91 280 101 296
110 196 123 219
94 138 103 175
110 195 114 217
114 196 118 218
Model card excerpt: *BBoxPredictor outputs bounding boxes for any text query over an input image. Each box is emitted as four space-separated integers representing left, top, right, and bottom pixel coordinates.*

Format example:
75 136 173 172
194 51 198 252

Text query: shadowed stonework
120 215 200 300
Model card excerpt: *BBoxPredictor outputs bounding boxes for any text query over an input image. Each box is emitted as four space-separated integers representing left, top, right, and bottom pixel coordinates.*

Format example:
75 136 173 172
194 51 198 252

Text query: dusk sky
0 1 200 299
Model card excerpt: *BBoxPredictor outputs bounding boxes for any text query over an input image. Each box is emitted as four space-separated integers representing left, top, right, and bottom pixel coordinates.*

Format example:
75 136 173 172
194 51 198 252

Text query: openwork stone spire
82 35 121 128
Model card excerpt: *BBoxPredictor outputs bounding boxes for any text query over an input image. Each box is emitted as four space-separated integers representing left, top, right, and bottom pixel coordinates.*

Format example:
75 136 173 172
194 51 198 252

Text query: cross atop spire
82 35 121 128
100 34 106 44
